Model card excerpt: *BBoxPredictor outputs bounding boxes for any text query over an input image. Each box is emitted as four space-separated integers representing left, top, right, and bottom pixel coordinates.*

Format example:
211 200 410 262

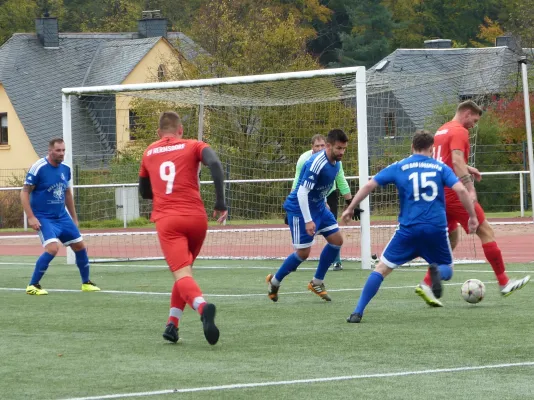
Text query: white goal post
61 67 374 268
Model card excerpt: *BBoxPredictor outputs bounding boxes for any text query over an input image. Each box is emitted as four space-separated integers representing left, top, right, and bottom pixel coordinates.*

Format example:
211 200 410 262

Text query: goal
55 63 534 267
61 67 374 267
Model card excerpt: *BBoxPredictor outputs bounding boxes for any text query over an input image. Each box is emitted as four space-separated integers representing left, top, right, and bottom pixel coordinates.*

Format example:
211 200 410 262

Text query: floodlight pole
520 57 534 222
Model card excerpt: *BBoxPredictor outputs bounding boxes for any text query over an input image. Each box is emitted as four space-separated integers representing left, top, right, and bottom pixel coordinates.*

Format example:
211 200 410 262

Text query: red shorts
446 196 486 233
155 215 208 271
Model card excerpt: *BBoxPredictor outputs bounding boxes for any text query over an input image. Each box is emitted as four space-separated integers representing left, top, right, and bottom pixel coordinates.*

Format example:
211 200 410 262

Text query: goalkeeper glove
345 199 363 221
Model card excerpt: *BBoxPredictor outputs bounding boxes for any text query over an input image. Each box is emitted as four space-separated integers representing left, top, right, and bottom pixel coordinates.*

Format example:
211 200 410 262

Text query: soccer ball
461 279 485 304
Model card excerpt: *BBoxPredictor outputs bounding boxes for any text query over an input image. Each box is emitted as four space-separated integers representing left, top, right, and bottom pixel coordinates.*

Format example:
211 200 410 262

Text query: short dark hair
457 100 483 116
159 111 182 132
311 134 325 145
412 129 434 151
326 129 348 145
48 138 64 148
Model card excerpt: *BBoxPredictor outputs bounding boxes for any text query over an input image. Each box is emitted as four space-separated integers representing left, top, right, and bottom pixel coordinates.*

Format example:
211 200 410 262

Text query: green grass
0 256 533 399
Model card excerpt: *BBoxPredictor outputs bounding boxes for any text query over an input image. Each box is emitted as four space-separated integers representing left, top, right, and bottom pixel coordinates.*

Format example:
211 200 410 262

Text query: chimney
138 10 167 39
424 39 452 49
495 35 522 53
35 16 59 48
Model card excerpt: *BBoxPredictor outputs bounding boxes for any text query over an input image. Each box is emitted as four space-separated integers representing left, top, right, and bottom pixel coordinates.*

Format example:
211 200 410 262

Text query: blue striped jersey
284 150 340 216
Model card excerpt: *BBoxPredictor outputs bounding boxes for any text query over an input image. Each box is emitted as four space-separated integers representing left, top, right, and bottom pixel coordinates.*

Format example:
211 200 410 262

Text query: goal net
55 62 530 266
3 62 529 267
60 67 374 266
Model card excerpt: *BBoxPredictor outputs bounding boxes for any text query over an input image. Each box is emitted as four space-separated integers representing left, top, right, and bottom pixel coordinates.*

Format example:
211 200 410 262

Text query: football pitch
1 256 533 399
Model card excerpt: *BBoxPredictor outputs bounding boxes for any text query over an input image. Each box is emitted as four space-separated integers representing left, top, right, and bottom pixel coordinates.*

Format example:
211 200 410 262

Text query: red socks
174 276 207 315
482 241 509 286
167 282 187 327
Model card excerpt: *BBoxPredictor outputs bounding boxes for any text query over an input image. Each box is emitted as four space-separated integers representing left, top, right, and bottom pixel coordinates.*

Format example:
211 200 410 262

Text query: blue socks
75 248 90 283
333 251 341 265
274 252 304 283
29 252 55 285
438 264 453 281
314 243 341 280
354 271 384 316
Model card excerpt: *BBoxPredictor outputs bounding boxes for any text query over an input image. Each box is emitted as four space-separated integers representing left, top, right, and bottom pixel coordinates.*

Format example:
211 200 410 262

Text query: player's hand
213 209 228 225
305 221 316 236
467 166 482 182
28 216 41 231
341 209 353 225
468 216 479 234
72 217 79 227
284 214 289 225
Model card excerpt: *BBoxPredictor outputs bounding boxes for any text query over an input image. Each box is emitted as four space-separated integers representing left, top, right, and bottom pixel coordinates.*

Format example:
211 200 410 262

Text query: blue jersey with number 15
374 154 459 228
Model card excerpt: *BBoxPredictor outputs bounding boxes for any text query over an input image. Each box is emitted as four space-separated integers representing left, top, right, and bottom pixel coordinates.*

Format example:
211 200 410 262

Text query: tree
334 0 395 68
504 0 534 49
187 0 320 77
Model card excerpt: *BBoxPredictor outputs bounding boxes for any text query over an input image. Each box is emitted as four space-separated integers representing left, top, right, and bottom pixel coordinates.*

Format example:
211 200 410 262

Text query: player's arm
201 147 228 223
138 156 153 200
292 153 307 191
138 176 153 199
467 165 482 182
451 181 479 233
451 150 477 202
335 163 352 201
64 187 79 226
20 184 40 230
341 179 378 224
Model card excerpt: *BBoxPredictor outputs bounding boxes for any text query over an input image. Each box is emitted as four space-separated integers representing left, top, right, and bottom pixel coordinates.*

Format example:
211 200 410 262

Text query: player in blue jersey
341 130 478 323
266 129 350 302
21 138 101 295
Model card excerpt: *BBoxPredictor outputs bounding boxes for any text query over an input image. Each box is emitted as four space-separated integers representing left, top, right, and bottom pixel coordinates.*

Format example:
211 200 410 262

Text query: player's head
455 100 483 129
48 138 65 166
311 134 326 153
158 111 184 138
411 129 434 156
326 129 348 161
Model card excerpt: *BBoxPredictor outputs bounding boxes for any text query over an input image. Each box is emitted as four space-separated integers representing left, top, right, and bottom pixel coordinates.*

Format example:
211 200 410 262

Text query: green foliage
79 216 151 228
188 0 320 76
334 0 395 68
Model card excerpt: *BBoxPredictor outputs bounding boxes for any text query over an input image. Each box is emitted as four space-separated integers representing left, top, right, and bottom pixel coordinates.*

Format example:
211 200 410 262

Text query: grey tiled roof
0 31 202 167
364 46 522 134
83 37 160 87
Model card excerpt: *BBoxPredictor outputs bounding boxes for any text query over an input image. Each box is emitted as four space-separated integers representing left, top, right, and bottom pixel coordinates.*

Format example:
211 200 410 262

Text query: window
384 112 396 139
129 110 139 141
157 64 166 82
0 114 7 145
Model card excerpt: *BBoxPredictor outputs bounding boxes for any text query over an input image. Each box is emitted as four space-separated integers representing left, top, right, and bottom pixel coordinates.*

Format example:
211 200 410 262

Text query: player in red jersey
416 100 530 306
139 111 228 345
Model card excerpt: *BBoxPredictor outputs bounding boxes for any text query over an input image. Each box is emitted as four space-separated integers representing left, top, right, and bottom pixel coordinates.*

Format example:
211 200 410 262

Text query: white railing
0 170 532 230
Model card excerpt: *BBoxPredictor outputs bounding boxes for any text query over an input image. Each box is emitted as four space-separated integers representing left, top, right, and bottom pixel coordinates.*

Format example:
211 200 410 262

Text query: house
0 11 205 175
357 37 524 151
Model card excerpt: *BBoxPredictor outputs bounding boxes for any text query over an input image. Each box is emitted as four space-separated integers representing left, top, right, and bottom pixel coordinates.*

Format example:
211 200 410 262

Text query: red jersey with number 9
139 136 210 221
433 120 470 197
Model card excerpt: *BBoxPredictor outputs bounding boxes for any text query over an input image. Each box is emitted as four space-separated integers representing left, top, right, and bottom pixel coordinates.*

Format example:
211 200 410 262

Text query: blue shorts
287 207 339 249
37 214 83 247
381 225 452 268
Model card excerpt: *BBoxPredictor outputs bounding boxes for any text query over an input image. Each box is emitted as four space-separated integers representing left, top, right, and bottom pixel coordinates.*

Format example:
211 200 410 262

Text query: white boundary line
1 262 532 273
60 361 534 400
0 281 497 297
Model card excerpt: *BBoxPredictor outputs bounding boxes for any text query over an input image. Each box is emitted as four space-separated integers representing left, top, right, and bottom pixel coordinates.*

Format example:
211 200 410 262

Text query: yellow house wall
116 39 184 152
0 83 39 177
